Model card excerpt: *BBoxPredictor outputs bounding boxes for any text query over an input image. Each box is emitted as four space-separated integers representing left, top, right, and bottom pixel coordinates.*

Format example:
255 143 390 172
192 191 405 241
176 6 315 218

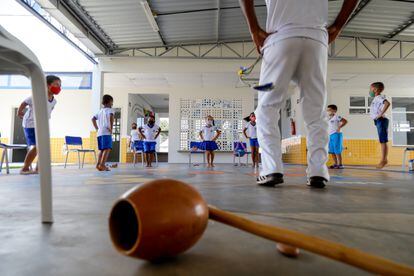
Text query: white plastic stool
0 26 53 223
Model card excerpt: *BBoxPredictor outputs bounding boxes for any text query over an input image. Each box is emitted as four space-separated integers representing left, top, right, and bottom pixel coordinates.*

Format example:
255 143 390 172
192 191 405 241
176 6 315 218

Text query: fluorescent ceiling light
141 1 159 32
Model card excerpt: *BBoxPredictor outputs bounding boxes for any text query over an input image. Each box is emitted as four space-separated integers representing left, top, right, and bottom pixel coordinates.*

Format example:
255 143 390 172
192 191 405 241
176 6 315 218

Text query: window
159 118 169 153
349 96 374 115
391 97 414 146
0 72 92 90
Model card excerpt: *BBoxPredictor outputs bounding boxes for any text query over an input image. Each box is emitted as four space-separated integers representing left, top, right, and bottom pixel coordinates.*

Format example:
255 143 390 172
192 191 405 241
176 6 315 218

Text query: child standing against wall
200 115 221 168
18 75 61 175
327 105 347 169
139 115 161 167
92 94 114 171
369 82 391 169
243 112 260 168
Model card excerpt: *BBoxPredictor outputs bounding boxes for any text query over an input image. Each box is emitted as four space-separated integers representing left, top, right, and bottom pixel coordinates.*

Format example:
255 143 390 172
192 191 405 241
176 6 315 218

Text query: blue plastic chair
64 136 97 169
233 142 251 166
189 141 206 166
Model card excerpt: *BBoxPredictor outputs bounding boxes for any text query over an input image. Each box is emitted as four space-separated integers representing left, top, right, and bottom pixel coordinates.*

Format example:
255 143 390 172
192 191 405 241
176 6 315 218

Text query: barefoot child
18 75 61 175
92 94 114 171
369 82 390 169
243 112 260 167
200 115 221 168
139 115 161 167
327 105 347 169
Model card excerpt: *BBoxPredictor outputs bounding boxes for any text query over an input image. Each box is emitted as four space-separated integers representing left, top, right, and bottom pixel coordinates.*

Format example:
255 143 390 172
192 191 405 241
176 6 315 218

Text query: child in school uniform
92 94 114 171
243 112 260 168
17 75 61 175
139 115 161 167
199 115 221 168
369 82 391 169
327 105 348 169
129 122 144 162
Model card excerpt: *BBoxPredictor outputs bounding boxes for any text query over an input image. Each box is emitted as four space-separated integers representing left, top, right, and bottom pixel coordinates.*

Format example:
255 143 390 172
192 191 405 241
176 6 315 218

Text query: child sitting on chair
92 94 114 171
139 115 161 168
200 115 221 168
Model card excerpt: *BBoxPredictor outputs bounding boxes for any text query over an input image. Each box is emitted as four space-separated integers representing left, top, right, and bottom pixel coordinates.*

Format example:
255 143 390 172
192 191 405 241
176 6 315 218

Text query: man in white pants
240 0 358 188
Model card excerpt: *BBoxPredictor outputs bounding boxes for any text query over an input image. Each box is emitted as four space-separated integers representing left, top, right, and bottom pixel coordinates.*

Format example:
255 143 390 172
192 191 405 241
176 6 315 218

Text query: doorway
12 108 27 162
108 108 121 162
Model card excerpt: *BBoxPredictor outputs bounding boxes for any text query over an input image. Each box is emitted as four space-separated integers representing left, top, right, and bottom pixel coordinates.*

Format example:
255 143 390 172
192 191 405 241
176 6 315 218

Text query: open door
108 108 121 162
12 108 27 162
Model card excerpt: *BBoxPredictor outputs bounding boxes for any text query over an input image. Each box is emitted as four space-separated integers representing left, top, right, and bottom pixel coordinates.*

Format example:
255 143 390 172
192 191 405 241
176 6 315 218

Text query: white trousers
256 37 329 180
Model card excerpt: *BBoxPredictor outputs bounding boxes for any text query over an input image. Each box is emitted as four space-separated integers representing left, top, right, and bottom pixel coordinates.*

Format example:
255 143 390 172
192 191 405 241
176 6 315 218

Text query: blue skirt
202 141 218 151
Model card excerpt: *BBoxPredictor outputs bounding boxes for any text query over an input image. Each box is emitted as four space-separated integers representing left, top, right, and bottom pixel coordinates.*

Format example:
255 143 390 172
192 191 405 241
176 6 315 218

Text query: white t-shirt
130 129 140 141
263 0 328 49
370 95 387 120
141 124 160 142
245 122 257 139
328 114 342 135
201 125 217 141
22 96 57 128
93 107 114 137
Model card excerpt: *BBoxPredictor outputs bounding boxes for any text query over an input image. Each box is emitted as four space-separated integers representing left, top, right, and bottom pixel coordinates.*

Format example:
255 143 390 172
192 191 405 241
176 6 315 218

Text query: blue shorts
202 141 219 151
375 117 389 143
132 140 144 151
97 135 112 150
250 138 259 147
24 128 36 146
329 132 343 155
143 141 156 153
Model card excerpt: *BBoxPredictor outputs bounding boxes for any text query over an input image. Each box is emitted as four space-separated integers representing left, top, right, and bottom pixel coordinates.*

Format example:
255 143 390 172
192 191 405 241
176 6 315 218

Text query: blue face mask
369 90 375 97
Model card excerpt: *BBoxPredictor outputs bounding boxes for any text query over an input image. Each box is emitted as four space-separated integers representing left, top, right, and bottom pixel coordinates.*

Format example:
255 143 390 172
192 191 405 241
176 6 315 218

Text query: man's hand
328 25 340 44
251 27 271 53
18 111 24 119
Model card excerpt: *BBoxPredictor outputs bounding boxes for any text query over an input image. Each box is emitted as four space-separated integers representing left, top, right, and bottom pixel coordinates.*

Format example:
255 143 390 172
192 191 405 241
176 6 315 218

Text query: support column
91 65 104 120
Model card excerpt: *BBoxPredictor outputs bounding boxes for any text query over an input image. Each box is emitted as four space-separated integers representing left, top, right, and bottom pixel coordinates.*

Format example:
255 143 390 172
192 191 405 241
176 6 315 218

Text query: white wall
0 89 91 141
99 56 414 162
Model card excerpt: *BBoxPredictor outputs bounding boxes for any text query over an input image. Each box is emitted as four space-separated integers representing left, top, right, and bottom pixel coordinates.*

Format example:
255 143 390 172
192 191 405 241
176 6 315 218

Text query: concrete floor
0 163 413 276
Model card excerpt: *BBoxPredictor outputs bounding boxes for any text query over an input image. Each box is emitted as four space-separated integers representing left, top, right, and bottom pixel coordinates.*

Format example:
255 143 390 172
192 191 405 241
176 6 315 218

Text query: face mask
207 120 213 126
50 86 61 95
369 90 375 97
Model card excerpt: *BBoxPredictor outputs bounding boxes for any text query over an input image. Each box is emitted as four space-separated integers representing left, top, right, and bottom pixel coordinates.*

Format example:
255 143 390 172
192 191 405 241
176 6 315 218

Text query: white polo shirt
263 0 328 49
328 114 342 135
130 129 140 141
201 126 217 141
370 95 387 120
22 96 57 128
245 122 257 139
93 107 114 137
141 124 160 142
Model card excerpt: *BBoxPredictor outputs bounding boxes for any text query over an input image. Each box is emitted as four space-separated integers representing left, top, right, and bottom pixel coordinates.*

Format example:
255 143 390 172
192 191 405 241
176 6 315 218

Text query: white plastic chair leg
64 152 69 168
31 66 53 223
